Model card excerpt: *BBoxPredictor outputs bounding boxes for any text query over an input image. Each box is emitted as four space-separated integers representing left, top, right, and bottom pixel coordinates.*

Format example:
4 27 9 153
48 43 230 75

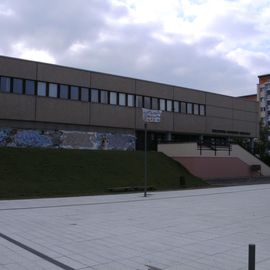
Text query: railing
197 138 232 156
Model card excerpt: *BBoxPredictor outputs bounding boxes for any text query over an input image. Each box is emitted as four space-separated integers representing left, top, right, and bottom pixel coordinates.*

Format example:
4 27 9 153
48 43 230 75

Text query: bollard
248 244 255 270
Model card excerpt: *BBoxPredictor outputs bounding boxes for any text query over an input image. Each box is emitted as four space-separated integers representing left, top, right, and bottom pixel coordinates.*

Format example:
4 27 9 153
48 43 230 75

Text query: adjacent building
0 55 259 150
258 74 270 126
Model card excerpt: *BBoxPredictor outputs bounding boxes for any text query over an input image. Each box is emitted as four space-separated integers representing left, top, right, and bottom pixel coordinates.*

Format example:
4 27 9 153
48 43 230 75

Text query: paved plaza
0 184 270 270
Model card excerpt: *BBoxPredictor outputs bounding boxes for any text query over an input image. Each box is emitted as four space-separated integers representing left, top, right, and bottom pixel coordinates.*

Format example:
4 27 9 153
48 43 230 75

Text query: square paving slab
0 184 270 269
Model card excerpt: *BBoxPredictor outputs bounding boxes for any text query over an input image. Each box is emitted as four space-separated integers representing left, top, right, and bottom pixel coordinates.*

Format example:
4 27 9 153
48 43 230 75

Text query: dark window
70 86 79 100
119 93 126 106
194 104 199 115
12 78 23 94
143 96 151 109
59 84 69 99
0 77 11 92
49 83 58 98
91 89 99 103
160 99 165 111
181 102 186 113
110 92 117 105
174 101 179 112
25 80 35 95
152 98 158 110
199 104 205 116
187 103 193 114
127 94 134 107
100 90 108 104
166 100 172 112
136 95 143 107
81 87 89 102
37 82 46 96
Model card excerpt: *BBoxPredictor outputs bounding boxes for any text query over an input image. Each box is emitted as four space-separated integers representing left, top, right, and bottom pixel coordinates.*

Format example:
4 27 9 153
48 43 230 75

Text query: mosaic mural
0 128 136 150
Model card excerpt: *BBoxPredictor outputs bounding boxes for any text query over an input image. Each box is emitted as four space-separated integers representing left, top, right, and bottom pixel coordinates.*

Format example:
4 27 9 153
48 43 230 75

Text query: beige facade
0 55 260 149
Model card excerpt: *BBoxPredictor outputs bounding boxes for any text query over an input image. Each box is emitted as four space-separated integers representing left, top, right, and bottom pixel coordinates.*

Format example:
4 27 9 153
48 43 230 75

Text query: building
257 74 270 126
0 55 259 150
239 94 257 102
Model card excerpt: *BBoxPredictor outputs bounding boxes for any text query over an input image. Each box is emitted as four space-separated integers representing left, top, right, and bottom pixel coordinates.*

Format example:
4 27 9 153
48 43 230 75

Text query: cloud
11 42 56 64
0 0 269 96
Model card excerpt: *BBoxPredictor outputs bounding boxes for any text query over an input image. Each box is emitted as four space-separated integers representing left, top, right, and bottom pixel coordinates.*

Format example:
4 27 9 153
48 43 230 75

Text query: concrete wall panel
90 104 135 128
233 120 258 137
174 114 206 133
233 98 259 112
36 97 89 125
91 73 135 93
206 106 233 119
233 110 258 122
0 57 37 79
206 93 233 108
37 63 90 87
0 93 35 121
206 117 233 132
136 80 174 98
174 87 206 103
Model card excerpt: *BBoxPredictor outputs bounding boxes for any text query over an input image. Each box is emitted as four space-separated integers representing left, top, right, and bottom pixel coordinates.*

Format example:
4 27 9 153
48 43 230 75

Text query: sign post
142 109 162 197
144 122 148 197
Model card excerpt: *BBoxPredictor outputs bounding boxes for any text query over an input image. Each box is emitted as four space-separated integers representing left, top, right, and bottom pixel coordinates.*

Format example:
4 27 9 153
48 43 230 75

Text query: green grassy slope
0 147 206 199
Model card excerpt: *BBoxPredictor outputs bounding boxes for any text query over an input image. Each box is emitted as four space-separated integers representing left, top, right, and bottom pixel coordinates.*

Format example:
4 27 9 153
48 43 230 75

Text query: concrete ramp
173 156 257 180
158 142 270 177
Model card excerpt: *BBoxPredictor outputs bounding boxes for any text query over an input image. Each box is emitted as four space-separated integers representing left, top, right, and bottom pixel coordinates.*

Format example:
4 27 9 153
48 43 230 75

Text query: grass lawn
0 147 206 199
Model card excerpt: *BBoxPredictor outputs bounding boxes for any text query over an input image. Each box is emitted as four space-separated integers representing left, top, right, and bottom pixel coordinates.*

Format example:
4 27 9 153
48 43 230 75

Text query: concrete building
258 74 270 126
0 55 259 150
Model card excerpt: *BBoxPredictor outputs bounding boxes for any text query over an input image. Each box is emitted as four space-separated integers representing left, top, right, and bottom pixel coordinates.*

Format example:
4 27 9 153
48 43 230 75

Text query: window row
0 76 206 116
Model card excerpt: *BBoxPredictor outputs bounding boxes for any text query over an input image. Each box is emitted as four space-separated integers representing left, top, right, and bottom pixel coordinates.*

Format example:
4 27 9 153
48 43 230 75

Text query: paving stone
0 184 270 269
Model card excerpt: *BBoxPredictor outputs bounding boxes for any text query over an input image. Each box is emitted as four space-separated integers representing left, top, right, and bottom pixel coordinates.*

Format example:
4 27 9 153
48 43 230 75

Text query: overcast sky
0 0 269 96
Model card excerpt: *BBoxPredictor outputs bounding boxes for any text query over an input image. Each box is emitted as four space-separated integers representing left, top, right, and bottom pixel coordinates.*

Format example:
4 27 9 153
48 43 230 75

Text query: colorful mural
0 128 136 150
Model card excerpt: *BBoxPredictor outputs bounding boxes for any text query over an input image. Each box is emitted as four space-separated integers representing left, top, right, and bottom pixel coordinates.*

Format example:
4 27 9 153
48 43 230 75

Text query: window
37 82 46 96
174 101 179 112
91 89 99 103
100 90 108 104
187 103 193 114
152 98 158 110
166 100 172 112
119 93 126 106
0 77 11 92
127 94 134 107
70 86 79 100
59 85 69 99
12 78 23 94
136 95 143 107
194 104 199 115
81 88 89 102
110 92 117 105
159 99 165 111
25 80 35 95
199 104 205 116
49 83 58 98
143 96 151 109
181 102 186 113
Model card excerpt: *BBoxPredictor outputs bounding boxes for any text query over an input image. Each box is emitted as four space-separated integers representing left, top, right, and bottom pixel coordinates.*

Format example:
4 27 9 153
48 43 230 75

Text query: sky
0 0 269 96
